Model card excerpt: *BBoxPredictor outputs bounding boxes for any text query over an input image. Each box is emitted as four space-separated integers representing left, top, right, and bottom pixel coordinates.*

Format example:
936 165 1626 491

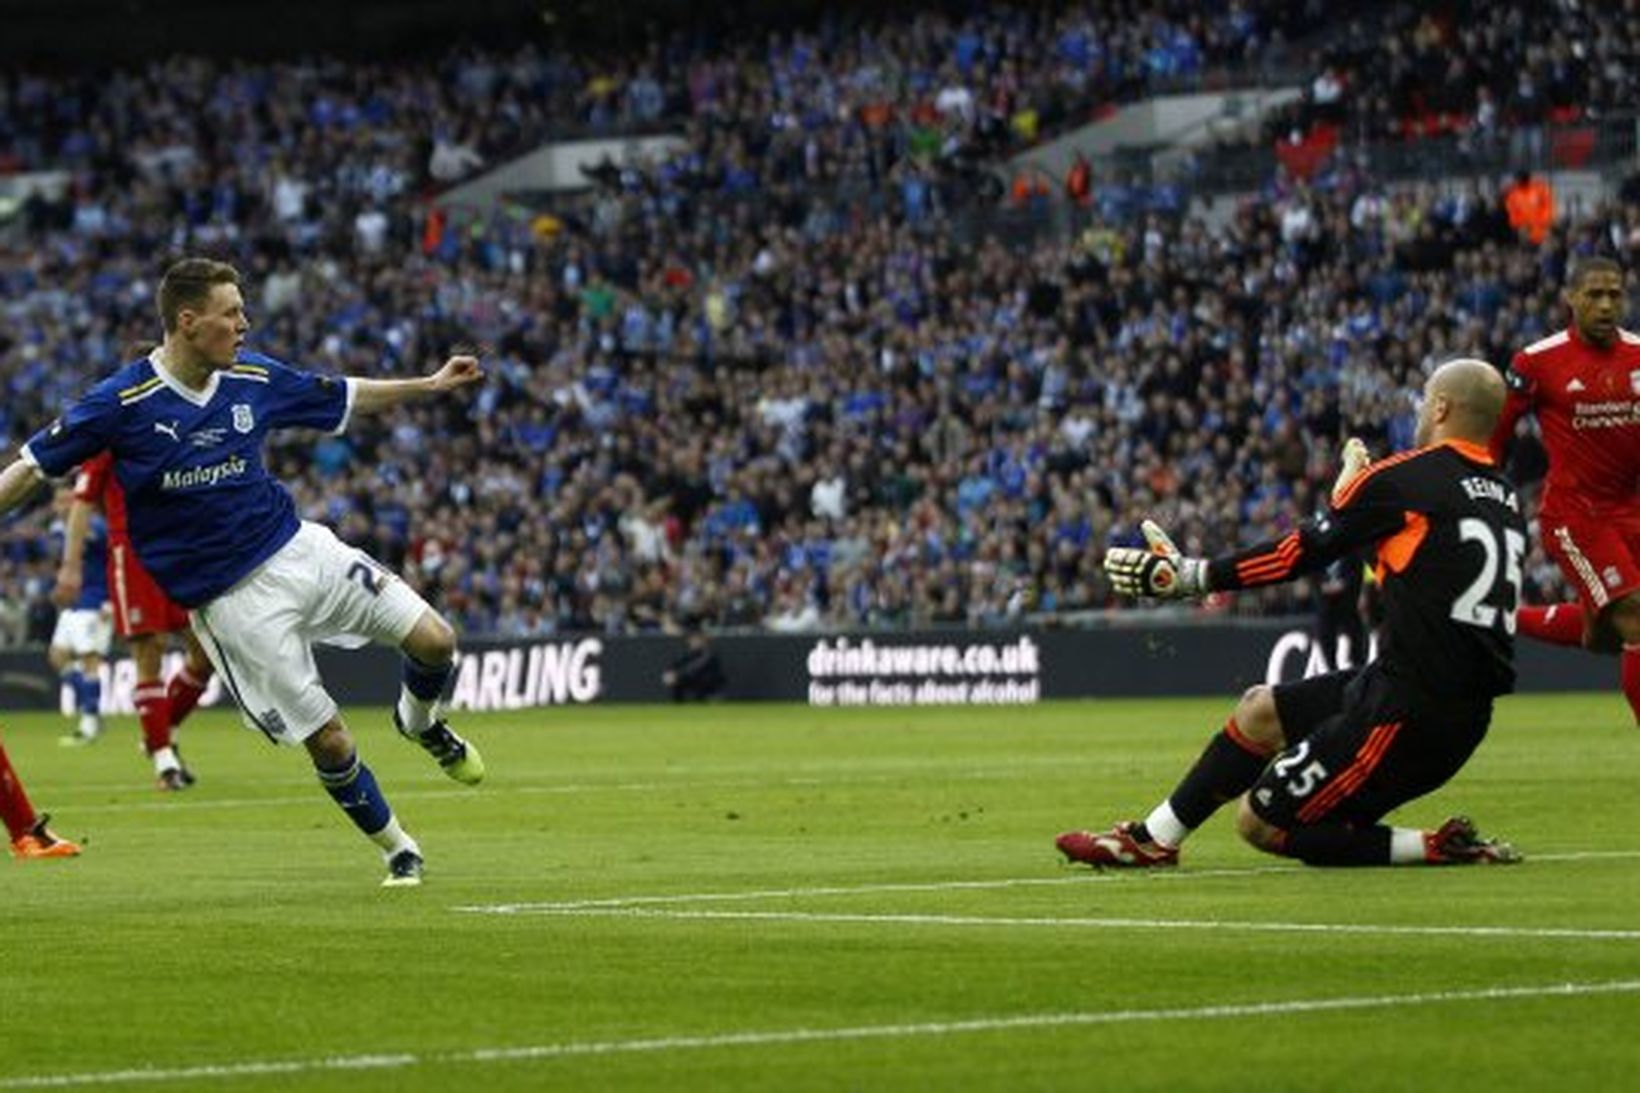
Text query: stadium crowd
0 0 1635 641
0 2 1312 184
1263 0 1640 157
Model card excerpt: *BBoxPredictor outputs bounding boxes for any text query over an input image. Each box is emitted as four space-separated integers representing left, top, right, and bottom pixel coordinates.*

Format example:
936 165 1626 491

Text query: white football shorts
190 521 431 745
50 605 113 657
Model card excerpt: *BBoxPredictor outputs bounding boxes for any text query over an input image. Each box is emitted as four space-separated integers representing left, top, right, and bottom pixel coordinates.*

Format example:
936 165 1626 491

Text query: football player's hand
51 567 81 608
1103 520 1207 599
1331 437 1371 502
430 354 484 392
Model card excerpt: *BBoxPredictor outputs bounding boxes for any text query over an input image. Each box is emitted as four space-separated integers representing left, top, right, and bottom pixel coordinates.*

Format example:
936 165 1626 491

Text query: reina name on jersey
1459 476 1520 510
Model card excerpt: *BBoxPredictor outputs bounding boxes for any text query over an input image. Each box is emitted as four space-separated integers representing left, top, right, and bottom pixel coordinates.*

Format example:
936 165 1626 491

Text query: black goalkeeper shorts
1253 665 1492 829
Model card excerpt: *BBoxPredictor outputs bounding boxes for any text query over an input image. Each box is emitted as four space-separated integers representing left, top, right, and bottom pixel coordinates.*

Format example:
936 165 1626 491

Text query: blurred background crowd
1 0 1636 643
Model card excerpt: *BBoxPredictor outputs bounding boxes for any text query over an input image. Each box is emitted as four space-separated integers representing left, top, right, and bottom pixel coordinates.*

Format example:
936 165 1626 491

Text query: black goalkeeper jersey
1209 439 1524 702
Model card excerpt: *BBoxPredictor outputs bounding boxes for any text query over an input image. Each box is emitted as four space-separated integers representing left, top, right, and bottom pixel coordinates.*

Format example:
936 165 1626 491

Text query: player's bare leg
1058 686 1284 867
305 719 423 886
394 609 484 785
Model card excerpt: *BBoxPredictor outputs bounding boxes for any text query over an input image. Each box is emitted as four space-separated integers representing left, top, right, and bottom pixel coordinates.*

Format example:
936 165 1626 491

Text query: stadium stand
0 0 1633 639
1208 0 1640 187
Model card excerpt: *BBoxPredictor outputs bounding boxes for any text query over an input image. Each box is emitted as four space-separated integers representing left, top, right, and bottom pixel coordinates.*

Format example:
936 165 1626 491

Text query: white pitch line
2 980 1636 1089
453 866 1302 913
56 779 788 814
50 766 1037 814
452 849 1640 915
38 761 1082 814
0 1054 418 1090
519 906 1640 942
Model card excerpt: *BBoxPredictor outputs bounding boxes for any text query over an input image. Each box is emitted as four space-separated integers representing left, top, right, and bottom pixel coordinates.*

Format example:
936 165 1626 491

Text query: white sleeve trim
330 378 358 436
18 443 68 483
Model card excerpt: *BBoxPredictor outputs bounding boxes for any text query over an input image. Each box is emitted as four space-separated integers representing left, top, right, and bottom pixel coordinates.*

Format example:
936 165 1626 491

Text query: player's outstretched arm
349 355 484 415
0 458 48 522
1212 493 1407 593
52 497 92 607
1106 486 1409 600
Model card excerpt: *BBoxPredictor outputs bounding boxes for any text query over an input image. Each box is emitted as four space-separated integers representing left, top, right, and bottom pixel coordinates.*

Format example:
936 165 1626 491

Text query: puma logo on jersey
154 420 181 441
1566 378 1586 392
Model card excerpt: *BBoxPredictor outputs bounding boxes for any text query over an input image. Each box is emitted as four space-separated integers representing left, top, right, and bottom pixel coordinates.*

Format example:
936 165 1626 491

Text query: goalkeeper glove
1103 520 1207 599
1330 437 1371 503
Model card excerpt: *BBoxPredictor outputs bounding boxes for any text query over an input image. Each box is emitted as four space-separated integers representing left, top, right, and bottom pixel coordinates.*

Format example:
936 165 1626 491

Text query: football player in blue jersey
47 487 113 746
0 257 486 887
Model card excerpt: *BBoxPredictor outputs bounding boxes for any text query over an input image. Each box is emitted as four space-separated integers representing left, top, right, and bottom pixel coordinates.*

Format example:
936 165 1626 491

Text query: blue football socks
314 749 393 836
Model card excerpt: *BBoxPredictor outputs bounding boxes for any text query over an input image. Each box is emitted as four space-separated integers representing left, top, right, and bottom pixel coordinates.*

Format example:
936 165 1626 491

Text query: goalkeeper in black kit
1059 359 1526 867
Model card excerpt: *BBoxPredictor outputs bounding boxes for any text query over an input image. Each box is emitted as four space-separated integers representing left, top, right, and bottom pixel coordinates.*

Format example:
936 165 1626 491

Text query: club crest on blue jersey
233 404 255 433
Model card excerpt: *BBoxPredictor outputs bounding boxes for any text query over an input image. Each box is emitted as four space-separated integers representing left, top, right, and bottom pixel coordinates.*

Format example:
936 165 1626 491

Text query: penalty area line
1 980 1636 1088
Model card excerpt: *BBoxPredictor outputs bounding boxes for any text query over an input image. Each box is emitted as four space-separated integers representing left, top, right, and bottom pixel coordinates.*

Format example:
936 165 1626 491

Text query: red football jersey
71 450 130 540
1494 326 1640 514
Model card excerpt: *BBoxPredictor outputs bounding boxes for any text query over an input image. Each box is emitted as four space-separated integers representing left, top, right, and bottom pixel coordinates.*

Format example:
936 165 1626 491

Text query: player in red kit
1 736 80 859
56 451 216 789
1492 256 1640 722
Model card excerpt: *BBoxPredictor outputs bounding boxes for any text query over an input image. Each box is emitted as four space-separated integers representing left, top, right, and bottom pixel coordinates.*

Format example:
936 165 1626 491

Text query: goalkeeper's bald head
1415 358 1505 448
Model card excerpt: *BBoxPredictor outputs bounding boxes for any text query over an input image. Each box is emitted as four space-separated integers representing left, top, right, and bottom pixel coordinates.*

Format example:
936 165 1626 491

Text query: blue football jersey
24 350 354 607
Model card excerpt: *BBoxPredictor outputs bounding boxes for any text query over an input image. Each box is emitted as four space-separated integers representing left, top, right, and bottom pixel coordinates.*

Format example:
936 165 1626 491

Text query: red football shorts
1540 506 1640 618
108 540 191 637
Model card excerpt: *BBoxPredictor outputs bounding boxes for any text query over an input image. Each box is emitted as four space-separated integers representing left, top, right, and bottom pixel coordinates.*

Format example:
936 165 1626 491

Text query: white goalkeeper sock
1143 801 1190 848
1389 827 1427 864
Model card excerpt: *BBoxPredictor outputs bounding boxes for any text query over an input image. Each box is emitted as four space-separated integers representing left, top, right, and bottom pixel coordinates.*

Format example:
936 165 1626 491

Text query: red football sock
0 741 40 840
134 682 172 754
167 667 208 728
1622 648 1640 727
1516 602 1585 648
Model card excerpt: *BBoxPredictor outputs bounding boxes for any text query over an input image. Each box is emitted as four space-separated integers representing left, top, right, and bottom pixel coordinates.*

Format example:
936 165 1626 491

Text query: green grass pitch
2 693 1638 1091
